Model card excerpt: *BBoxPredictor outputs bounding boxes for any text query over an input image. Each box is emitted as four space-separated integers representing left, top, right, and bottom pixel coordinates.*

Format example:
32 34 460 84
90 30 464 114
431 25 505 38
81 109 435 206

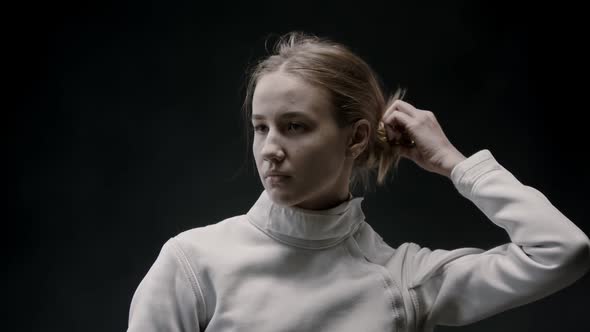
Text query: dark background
11 1 589 331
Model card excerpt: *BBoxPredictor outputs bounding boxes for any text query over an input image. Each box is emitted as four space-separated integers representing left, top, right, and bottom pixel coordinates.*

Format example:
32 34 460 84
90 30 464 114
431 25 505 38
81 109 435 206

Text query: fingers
382 110 413 142
391 100 419 117
383 108 412 129
382 100 420 127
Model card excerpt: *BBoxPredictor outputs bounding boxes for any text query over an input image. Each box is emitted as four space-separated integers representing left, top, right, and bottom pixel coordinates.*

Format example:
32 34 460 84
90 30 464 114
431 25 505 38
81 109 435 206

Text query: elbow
559 231 590 278
575 232 590 268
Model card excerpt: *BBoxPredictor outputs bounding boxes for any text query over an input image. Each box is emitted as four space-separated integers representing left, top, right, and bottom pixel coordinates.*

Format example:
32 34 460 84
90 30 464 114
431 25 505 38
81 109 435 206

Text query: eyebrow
251 111 312 121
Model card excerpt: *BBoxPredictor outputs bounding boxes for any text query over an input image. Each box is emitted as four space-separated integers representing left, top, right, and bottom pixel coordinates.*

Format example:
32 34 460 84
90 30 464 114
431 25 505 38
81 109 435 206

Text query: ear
347 119 371 158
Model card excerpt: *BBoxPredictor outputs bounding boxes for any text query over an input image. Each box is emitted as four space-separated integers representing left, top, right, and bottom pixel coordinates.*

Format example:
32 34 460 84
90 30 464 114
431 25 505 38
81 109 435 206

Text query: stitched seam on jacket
246 214 362 250
456 157 491 184
170 238 207 330
409 288 421 331
409 248 483 287
470 167 502 195
401 243 418 331
344 238 403 330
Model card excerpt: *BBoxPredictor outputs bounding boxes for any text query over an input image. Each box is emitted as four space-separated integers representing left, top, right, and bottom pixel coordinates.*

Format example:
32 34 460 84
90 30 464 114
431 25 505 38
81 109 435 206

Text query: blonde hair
242 31 405 193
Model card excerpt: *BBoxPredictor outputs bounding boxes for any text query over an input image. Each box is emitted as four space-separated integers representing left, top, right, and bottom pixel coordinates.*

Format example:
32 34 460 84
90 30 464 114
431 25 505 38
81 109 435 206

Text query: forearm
413 149 590 327
452 150 590 266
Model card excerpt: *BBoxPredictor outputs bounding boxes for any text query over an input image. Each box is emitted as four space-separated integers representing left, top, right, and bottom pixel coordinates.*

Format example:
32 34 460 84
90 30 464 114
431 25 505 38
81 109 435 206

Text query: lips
264 171 290 178
266 174 290 186
264 171 291 186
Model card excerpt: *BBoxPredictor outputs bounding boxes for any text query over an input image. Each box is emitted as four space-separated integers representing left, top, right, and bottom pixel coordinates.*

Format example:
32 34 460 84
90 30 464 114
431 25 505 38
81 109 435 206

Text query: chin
265 186 301 207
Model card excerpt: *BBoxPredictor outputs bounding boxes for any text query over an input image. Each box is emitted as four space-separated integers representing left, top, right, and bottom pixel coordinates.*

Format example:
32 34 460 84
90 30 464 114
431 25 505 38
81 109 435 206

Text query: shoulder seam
169 238 207 330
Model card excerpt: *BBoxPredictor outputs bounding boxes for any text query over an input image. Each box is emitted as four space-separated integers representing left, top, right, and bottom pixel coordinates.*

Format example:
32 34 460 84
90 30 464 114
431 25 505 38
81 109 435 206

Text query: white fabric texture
127 149 590 331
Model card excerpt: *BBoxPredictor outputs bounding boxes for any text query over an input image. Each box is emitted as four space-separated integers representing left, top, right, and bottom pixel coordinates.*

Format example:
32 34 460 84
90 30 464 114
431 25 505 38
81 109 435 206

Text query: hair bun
376 121 388 144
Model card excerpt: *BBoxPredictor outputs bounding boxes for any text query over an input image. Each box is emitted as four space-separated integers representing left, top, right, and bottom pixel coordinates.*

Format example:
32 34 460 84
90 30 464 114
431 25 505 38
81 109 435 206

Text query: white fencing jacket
127 149 590 331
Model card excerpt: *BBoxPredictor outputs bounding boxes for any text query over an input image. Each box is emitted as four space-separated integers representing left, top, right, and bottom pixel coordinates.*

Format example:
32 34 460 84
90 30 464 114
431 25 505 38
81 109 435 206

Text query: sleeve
127 238 206 332
408 149 590 330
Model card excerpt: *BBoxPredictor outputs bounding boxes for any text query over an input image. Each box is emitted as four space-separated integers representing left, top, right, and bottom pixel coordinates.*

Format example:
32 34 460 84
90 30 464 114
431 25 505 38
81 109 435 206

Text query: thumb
397 141 418 161
397 145 411 159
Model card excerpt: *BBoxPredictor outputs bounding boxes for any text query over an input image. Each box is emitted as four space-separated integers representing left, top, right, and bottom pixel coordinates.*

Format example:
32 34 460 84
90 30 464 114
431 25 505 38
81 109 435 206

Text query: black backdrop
11 1 589 331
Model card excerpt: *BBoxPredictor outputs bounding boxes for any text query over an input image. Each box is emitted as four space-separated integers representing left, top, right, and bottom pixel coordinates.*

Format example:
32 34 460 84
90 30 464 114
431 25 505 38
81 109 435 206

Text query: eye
252 122 305 135
287 122 305 132
253 124 268 133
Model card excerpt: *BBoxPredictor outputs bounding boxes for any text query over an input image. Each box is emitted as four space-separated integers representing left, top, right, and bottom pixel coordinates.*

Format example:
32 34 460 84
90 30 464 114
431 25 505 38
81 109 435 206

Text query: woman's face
251 71 354 210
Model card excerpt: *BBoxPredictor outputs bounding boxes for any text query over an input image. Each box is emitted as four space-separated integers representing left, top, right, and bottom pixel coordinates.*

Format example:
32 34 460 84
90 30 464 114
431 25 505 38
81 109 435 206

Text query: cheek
296 140 344 172
252 143 262 165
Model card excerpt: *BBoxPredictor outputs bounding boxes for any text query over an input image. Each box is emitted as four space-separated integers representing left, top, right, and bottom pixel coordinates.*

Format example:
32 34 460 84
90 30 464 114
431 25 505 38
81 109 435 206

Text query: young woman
127 32 590 332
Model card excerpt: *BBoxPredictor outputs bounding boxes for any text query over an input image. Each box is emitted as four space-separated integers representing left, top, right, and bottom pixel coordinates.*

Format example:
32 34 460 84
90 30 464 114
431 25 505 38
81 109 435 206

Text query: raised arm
408 149 590 329
127 238 206 332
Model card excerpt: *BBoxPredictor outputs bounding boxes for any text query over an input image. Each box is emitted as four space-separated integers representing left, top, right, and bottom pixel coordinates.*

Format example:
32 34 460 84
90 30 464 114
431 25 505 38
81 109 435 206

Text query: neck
246 190 366 247
293 191 352 211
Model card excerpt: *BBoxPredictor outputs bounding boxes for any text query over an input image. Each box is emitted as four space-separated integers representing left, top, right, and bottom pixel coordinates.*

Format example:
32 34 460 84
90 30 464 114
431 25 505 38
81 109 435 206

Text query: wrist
440 149 467 178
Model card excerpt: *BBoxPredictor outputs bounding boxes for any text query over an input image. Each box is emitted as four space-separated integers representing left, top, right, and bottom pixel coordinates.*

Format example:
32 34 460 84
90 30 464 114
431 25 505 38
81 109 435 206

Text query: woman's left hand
381 100 467 178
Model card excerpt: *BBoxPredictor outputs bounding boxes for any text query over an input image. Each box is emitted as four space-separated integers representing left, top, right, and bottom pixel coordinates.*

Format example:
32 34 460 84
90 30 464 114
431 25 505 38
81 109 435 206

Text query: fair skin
252 71 466 210
381 99 467 178
251 71 368 210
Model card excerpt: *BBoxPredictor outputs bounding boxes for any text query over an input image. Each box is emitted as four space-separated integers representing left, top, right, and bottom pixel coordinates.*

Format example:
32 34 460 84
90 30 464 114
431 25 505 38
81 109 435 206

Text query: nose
260 128 286 163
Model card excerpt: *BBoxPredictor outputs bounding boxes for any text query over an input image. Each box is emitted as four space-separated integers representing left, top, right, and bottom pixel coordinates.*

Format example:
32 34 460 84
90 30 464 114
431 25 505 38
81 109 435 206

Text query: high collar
246 190 366 249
